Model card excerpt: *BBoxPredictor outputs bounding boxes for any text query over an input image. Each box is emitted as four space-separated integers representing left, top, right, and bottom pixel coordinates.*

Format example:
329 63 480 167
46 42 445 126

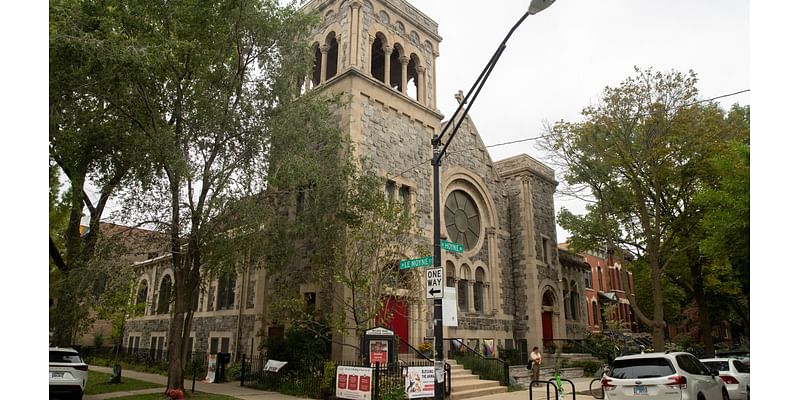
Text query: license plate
51 372 64 379
633 385 648 395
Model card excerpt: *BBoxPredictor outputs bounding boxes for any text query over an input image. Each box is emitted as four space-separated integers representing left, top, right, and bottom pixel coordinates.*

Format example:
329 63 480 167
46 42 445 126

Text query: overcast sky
411 0 750 242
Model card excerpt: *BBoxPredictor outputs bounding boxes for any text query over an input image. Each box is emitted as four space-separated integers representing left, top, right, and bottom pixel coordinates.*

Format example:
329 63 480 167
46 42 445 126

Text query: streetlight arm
434 11 530 160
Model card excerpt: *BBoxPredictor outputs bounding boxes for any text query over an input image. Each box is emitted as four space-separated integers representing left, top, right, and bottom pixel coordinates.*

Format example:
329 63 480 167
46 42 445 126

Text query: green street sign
440 240 463 253
399 256 433 270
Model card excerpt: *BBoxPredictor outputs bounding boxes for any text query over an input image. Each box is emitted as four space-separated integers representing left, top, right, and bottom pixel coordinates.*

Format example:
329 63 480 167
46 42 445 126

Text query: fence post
373 363 380 400
240 353 246 387
191 358 196 393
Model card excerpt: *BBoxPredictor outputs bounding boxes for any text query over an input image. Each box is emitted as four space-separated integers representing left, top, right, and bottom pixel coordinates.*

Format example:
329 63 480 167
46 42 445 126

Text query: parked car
49 347 88 400
715 351 750 366
602 351 729 399
701 358 749 400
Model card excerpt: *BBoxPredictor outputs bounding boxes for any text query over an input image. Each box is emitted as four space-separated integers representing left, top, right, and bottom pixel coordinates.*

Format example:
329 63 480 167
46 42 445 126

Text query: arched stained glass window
444 190 481 250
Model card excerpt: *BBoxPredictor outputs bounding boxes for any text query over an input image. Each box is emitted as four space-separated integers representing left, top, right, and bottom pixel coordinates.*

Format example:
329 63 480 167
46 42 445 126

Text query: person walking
530 346 542 386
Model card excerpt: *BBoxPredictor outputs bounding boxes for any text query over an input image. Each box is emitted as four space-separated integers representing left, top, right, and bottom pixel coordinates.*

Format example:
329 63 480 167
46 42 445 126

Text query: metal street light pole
430 2 556 399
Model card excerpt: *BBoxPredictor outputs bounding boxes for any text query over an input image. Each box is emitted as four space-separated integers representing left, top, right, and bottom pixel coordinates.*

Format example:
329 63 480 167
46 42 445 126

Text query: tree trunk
691 262 715 357
650 261 666 352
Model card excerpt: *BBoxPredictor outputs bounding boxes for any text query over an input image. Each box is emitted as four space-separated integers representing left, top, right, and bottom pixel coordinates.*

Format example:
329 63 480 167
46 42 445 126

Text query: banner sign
404 366 435 398
336 366 373 400
204 354 217 383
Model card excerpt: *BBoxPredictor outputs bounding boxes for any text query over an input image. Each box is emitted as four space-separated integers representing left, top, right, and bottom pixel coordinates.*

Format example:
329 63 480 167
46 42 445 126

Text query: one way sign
426 267 443 299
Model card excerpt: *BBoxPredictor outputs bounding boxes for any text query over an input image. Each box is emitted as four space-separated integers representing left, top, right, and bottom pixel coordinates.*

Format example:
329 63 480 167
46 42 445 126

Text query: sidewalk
87 365 302 400
88 365 601 400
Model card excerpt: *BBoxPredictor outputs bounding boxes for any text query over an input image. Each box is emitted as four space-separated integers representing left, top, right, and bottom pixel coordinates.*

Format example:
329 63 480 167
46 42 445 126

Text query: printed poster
369 340 388 364
404 366 435 398
336 366 372 400
204 354 217 383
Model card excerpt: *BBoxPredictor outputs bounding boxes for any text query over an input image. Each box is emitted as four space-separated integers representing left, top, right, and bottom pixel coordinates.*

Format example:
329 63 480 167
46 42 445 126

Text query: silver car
701 358 749 400
602 352 729 399
49 347 88 400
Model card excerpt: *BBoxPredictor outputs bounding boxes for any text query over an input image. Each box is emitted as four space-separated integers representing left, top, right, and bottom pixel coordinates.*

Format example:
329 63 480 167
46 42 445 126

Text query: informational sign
440 240 464 253
399 256 433 270
365 327 394 336
369 340 388 364
442 287 458 326
426 267 443 299
336 366 373 400
204 354 217 383
263 359 288 372
403 366 435 398
434 360 445 383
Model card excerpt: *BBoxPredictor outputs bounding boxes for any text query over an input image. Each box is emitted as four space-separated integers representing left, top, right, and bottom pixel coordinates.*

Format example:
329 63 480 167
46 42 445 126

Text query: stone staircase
446 359 507 400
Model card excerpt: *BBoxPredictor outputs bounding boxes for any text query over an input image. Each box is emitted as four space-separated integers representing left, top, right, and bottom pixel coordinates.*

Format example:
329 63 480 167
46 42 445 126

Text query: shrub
569 360 602 377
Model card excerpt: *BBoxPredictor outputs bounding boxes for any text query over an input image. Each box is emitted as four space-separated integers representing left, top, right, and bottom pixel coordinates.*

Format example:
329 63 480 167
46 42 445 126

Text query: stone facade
123 0 586 362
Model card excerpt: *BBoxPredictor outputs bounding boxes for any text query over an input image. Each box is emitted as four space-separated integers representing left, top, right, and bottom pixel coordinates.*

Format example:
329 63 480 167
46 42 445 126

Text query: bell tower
300 0 444 360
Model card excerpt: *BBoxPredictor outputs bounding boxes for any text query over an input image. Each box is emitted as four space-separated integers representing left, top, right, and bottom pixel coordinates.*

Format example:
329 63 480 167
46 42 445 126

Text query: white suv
602 352 729 399
49 347 88 400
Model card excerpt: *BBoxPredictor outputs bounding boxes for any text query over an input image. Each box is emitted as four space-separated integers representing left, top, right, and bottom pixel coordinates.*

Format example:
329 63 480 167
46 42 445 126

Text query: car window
50 351 82 363
676 355 708 375
733 360 749 373
609 357 676 379
689 355 712 376
702 361 729 372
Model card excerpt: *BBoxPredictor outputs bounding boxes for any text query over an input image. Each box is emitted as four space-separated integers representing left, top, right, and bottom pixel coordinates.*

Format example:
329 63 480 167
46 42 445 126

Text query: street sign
440 240 463 253
400 256 433 270
426 267 443 299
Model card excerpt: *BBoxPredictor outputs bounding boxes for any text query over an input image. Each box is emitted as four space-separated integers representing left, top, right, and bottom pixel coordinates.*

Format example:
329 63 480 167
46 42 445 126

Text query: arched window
324 32 339 81
457 264 470 312
473 267 485 313
370 33 388 82
217 272 236 311
135 280 148 316
592 301 599 327
446 261 455 287
156 275 172 314
312 43 322 86
570 280 579 321
597 267 603 291
562 279 570 320
389 44 402 91
407 53 421 100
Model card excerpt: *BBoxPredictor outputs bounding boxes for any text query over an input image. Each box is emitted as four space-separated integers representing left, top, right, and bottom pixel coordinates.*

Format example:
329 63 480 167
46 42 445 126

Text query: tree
543 67 747 351
51 0 336 391
49 0 155 345
270 166 427 359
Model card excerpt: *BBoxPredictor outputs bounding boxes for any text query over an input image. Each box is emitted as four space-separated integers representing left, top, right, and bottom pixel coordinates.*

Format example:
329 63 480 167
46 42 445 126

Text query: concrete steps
446 359 507 400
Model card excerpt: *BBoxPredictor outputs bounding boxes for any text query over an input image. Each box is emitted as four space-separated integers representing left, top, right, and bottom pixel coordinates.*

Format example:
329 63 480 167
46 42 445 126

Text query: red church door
541 311 553 348
379 297 409 353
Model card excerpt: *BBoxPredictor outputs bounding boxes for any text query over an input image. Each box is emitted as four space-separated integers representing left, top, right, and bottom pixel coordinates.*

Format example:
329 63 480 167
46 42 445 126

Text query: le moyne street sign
426 267 443 299
399 256 433 270
440 240 463 253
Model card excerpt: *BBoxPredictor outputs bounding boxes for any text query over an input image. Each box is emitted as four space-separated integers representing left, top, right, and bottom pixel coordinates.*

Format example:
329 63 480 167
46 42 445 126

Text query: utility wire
389 89 749 179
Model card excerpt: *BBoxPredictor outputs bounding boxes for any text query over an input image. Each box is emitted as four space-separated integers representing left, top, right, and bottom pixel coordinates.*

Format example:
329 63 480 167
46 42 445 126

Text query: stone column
367 35 374 74
320 44 329 83
383 45 392 86
416 65 426 104
432 50 439 108
337 33 343 74
349 1 362 67
400 56 409 94
487 227 500 313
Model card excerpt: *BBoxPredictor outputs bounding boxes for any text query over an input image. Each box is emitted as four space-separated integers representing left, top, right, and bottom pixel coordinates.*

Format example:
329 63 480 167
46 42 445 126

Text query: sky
412 0 750 242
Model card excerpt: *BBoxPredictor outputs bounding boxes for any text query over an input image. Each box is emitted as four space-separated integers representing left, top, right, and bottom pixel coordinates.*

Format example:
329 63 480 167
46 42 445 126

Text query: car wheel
746 386 749 400
721 388 730 400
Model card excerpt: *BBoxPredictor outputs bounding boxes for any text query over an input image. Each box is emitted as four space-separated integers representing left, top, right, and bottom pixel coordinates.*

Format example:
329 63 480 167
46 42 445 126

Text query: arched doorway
541 289 556 348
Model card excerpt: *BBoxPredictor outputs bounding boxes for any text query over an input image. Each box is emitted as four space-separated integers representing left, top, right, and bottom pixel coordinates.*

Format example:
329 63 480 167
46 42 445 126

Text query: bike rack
528 378 577 400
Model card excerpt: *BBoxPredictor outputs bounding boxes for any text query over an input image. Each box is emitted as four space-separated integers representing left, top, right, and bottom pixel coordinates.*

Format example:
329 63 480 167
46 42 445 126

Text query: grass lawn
84 370 161 395
101 393 239 400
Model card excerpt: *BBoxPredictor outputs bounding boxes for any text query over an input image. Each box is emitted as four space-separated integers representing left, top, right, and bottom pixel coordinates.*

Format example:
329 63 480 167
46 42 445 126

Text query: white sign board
443 287 458 326
365 327 394 336
426 267 443 299
336 366 373 400
404 366 435 398
263 359 288 372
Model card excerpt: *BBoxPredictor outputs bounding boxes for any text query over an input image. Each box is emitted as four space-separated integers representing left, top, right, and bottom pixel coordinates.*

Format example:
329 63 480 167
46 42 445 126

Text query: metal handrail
446 338 509 385
397 336 451 395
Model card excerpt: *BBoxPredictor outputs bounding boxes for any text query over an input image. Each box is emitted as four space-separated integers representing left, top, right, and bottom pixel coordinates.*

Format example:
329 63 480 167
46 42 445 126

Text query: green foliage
568 360 602 377
84 370 161 396
379 382 407 400
542 67 750 350
262 325 331 370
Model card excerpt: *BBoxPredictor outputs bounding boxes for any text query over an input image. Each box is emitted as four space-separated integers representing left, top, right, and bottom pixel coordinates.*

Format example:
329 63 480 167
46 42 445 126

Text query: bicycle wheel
589 378 604 399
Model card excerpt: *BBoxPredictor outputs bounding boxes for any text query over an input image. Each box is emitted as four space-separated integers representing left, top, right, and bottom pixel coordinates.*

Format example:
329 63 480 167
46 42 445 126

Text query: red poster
337 373 347 388
348 374 358 390
359 375 371 392
369 340 388 364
